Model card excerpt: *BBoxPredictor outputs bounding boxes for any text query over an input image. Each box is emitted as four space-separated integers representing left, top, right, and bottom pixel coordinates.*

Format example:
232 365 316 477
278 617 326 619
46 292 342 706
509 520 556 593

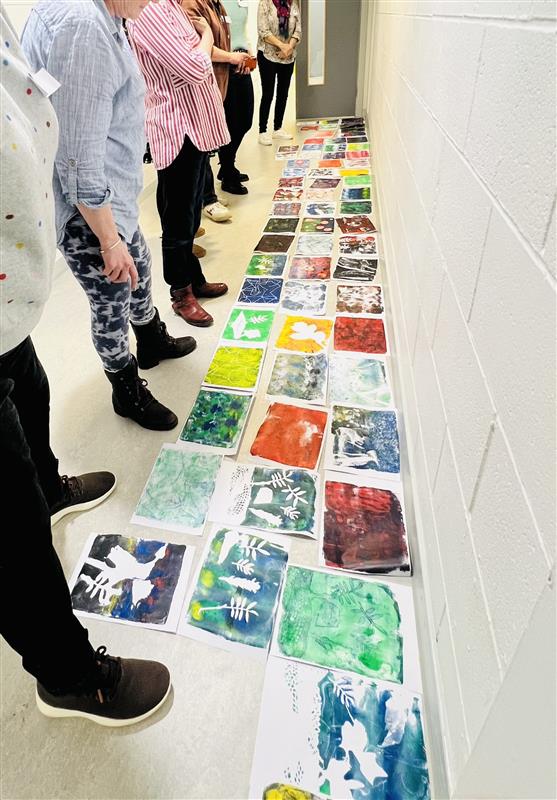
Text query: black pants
219 68 254 181
203 158 218 208
0 341 96 692
258 50 294 133
156 135 208 292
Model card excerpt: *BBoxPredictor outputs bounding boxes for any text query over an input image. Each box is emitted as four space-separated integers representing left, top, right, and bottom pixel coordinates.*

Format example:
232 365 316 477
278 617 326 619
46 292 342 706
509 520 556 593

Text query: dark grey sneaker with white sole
50 472 117 525
36 646 171 727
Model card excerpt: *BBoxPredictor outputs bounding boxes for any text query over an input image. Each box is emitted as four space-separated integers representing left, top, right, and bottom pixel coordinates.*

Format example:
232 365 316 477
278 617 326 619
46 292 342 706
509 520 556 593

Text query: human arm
76 206 138 289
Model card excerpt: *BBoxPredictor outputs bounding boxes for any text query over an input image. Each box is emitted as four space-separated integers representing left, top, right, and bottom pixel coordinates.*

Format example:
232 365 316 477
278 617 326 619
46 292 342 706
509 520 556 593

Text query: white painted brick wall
360 1 556 796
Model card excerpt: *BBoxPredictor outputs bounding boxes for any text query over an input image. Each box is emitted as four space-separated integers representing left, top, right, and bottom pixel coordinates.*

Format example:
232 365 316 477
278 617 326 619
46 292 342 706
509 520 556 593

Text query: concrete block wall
358 1 556 797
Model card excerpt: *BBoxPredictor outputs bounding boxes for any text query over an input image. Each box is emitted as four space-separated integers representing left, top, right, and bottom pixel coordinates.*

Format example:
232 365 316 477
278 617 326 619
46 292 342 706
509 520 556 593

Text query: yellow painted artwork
263 784 321 800
339 168 370 177
275 315 334 354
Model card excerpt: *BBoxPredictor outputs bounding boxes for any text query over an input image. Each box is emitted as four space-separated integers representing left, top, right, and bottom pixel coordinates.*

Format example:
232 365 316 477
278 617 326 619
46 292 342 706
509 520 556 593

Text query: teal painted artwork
178 389 252 453
276 565 403 682
222 308 275 344
132 445 221 535
329 354 392 408
246 254 288 277
185 527 289 649
267 351 328 405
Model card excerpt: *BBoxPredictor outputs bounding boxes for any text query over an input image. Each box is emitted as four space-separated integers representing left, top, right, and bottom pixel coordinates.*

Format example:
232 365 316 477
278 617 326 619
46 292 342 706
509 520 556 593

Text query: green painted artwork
186 527 289 649
276 565 403 682
222 308 275 344
133 445 221 534
178 389 252 452
344 175 371 186
246 254 288 277
204 345 265 391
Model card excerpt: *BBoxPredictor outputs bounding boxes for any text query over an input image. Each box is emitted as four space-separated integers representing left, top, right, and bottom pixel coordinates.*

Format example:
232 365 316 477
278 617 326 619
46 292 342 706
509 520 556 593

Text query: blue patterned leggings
59 214 154 372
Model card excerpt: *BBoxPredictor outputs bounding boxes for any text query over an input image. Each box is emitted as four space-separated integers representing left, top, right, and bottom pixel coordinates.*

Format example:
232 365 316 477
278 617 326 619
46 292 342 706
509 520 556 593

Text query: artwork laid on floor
288 256 331 281
334 316 387 355
203 344 265 391
309 178 340 189
246 253 288 277
271 565 417 685
347 141 370 150
338 234 378 256
264 217 300 235
306 188 338 202
300 217 334 234
304 202 336 217
329 354 392 408
250 401 328 470
132 444 221 534
276 145 300 159
222 308 275 345
275 315 334 354
280 280 328 316
343 174 371 186
286 159 311 170
273 188 304 202
333 256 378 282
301 143 322 153
336 215 376 235
209 460 319 537
267 351 328 405
339 200 372 215
282 168 307 178
250 658 430 800
318 159 343 168
320 473 410 575
336 284 384 316
254 234 295 254
326 406 401 478
237 277 284 307
180 526 289 654
272 202 303 217
278 177 305 188
69 533 194 632
339 168 370 178
177 388 253 454
308 168 338 178
295 234 334 256
341 187 371 200
346 150 370 160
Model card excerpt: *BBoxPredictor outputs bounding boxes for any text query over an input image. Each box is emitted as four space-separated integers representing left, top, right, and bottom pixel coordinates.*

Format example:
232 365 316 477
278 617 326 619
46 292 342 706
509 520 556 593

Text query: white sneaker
258 132 273 146
203 201 232 223
217 196 230 207
272 129 293 141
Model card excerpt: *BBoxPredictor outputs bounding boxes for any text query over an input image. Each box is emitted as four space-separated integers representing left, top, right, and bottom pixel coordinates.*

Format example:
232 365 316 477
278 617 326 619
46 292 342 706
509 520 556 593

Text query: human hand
190 14 212 39
101 241 139 290
229 50 248 67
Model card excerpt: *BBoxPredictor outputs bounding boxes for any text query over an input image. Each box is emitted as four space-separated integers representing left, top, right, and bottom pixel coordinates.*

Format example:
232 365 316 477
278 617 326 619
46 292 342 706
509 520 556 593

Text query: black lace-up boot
131 308 196 369
105 356 178 431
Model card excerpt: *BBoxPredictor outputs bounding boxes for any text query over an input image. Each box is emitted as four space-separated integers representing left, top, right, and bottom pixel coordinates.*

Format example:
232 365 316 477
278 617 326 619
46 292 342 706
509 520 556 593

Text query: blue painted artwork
237 277 283 306
329 405 400 475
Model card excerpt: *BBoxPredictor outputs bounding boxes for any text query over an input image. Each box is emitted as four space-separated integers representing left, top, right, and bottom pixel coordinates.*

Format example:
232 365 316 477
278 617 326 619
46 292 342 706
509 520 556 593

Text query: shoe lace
93 646 122 704
60 475 83 501
157 318 175 345
120 369 154 411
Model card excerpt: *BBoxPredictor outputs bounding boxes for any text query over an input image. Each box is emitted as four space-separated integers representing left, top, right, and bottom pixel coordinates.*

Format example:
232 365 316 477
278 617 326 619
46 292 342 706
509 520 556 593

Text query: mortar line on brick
467 207 494 323
378 10 556 30
463 26 487 149
468 417 497 514
541 196 556 249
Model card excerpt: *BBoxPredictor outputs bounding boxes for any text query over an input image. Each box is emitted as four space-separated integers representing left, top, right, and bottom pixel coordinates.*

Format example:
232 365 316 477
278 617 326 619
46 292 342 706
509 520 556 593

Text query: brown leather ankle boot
171 286 213 327
193 282 229 299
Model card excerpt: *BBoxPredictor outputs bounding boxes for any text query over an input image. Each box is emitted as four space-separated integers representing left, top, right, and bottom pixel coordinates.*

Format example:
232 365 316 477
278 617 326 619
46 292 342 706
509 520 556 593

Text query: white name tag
225 15 232 23
29 68 60 98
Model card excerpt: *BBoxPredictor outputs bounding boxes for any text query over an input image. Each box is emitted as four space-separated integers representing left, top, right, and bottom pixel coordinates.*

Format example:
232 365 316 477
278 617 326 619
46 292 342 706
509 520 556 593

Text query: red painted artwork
334 316 387 354
318 159 343 168
322 480 410 573
288 257 331 280
250 402 328 469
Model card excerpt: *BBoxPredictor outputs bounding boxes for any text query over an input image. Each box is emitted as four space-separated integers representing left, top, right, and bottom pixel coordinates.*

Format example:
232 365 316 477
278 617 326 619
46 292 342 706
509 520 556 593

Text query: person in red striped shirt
128 1 231 327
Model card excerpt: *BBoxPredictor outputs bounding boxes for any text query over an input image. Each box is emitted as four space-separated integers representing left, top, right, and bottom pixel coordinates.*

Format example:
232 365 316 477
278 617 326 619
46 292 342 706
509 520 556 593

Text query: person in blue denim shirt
22 0 195 431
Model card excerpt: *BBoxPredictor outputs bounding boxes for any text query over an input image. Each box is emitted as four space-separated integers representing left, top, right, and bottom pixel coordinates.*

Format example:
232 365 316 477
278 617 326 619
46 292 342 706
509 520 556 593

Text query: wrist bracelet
100 238 121 255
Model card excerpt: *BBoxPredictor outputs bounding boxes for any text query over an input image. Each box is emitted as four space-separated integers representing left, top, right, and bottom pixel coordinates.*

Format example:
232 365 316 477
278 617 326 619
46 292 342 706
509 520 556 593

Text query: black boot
105 356 178 431
132 308 196 369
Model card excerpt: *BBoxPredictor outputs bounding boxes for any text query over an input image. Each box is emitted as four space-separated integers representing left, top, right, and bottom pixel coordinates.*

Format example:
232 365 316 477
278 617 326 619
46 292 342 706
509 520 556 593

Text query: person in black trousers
218 58 255 192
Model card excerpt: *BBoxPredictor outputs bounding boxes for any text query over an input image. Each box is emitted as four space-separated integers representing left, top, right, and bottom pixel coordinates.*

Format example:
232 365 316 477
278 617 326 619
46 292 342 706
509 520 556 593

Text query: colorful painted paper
310 178 340 189
347 141 370 150
250 659 430 800
304 202 336 217
69 533 193 632
336 215 376 235
280 280 328 316
264 217 300 234
181 527 289 653
278 177 304 188
334 316 387 355
327 406 400 477
339 235 378 256
336 284 384 316
300 217 334 234
333 257 378 282
250 402 328 470
308 168 338 178
296 234 334 256
246 254 288 277
321 474 410 575
342 187 371 200
267 351 328 405
132 445 221 535
289 256 331 281
339 200 372 215
318 159 343 168
339 168 370 177
343 174 371 186
255 234 295 253
306 188 338 201
209 460 319 537
329 354 392 408
238 277 283 306
272 202 302 217
272 566 405 682
286 159 311 170
275 315 334 354
276 145 300 159
178 388 252 453
204 345 265 391
273 188 304 202
222 308 275 344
